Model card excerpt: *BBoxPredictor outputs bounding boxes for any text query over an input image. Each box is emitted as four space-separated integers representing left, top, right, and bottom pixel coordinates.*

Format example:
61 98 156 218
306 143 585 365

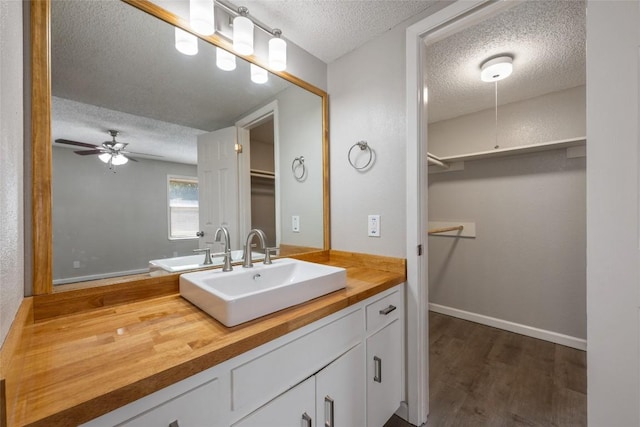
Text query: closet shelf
250 169 275 179
436 136 586 163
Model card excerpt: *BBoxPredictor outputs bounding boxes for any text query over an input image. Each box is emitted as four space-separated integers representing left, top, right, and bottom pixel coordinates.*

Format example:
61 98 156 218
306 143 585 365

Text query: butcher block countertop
1 251 406 427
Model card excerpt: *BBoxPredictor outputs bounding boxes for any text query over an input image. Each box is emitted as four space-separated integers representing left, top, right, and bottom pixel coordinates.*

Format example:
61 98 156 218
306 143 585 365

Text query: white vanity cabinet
364 289 403 427
233 343 365 427
81 284 404 427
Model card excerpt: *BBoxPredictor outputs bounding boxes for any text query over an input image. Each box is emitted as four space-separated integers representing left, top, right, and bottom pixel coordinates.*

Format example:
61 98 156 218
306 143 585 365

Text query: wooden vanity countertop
4 252 405 427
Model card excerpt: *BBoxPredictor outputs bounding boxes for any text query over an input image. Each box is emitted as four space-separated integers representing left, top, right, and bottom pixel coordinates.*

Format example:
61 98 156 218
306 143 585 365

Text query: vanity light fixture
233 7 254 56
175 27 198 55
250 63 268 84
216 47 236 71
190 0 215 35
269 29 287 71
480 55 513 82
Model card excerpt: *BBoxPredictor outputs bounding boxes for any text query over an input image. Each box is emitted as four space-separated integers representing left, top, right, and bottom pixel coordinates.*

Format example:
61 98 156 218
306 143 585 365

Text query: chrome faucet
214 226 233 272
243 229 267 268
193 247 213 265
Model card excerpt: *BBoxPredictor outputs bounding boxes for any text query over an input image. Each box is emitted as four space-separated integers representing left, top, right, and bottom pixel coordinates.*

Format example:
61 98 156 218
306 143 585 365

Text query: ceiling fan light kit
174 0 287 78
55 130 165 170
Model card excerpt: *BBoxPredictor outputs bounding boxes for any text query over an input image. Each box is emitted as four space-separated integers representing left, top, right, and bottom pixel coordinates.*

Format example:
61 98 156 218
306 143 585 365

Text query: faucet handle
264 247 279 265
210 250 233 272
193 248 212 265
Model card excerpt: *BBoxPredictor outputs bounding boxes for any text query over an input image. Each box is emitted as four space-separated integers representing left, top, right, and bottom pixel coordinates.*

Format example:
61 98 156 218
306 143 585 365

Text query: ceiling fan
55 130 162 169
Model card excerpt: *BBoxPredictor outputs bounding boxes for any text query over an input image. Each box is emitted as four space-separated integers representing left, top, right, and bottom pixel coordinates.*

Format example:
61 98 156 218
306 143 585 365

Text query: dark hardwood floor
384 312 587 427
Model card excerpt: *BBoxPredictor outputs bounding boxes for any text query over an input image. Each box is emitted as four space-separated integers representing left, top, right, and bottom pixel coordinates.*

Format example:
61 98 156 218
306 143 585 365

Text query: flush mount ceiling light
190 0 215 35
480 56 513 82
175 27 198 55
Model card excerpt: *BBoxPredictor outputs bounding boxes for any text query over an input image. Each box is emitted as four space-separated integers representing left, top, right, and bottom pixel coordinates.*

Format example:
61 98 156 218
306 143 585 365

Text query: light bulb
190 0 214 36
98 153 111 163
233 8 254 56
480 56 513 82
268 30 287 71
250 64 268 84
216 47 236 71
175 27 198 56
111 154 129 166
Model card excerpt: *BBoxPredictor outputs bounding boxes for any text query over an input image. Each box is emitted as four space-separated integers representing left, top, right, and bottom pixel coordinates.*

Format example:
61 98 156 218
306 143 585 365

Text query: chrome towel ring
348 141 373 170
292 156 306 180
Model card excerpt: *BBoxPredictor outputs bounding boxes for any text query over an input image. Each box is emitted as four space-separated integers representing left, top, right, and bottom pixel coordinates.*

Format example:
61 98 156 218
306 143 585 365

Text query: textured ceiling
239 0 438 63
425 0 586 123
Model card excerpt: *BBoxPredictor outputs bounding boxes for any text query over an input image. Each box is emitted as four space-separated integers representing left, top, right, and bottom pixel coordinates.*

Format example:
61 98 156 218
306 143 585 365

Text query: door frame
404 1 515 424
236 101 281 246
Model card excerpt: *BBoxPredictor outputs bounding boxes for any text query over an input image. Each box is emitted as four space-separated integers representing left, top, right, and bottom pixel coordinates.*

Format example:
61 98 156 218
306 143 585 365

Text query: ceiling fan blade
121 150 164 158
123 154 138 162
74 149 105 155
55 139 100 149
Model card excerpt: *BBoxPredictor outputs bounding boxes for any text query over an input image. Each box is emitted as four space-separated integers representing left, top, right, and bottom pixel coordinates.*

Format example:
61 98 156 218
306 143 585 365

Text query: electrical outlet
73 261 80 269
368 215 380 237
292 215 300 232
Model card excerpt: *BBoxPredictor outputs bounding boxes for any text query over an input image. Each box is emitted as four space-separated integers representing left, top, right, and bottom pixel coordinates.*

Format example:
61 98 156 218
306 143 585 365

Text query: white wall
0 0 24 346
429 85 586 157
429 149 586 340
586 1 640 425
52 147 198 283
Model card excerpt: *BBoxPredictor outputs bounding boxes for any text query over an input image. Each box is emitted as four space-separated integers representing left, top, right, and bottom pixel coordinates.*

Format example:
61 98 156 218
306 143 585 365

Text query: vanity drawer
230 308 363 416
365 290 401 333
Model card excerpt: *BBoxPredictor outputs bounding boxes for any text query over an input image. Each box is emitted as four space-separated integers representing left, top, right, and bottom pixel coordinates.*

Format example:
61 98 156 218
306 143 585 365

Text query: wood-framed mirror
30 0 330 296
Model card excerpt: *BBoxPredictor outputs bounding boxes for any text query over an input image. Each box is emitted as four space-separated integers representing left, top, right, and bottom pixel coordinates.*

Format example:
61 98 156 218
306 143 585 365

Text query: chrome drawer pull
379 305 396 315
324 396 334 427
302 412 312 427
374 356 382 383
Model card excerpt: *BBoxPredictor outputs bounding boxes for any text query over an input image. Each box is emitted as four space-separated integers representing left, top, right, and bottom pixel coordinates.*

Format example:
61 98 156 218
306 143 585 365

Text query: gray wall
52 146 198 283
0 0 24 345
428 150 586 338
277 86 324 248
429 86 586 157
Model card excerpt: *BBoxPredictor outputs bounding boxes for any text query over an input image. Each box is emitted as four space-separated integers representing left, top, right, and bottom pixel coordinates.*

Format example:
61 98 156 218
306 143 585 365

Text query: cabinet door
232 376 315 427
366 319 402 427
316 344 365 427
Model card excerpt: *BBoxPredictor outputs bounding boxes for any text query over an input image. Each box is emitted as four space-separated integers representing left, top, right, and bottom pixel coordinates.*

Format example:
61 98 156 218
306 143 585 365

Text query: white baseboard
429 303 587 351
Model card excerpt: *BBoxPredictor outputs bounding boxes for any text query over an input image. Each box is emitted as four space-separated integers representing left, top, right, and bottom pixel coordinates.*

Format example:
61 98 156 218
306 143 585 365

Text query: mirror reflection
51 0 324 285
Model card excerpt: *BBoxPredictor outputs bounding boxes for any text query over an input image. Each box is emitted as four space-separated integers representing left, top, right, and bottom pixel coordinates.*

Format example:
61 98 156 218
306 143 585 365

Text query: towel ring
292 156 305 180
348 141 373 170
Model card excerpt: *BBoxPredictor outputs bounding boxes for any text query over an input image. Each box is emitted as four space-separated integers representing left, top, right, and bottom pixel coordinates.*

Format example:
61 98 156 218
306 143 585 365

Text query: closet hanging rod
428 225 464 235
427 156 449 169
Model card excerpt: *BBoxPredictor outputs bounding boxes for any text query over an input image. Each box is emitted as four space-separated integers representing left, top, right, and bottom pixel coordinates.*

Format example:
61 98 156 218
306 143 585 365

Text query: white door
315 344 366 427
197 127 240 250
232 376 316 427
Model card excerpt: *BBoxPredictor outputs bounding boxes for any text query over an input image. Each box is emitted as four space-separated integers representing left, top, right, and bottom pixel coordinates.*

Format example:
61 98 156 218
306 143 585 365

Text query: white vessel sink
179 258 347 327
149 250 264 274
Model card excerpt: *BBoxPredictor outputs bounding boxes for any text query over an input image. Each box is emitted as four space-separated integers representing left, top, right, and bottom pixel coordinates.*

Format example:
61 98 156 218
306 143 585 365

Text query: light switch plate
368 215 380 237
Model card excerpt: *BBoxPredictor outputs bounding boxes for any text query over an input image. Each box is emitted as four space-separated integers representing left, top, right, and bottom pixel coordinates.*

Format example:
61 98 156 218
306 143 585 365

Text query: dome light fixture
480 55 513 82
